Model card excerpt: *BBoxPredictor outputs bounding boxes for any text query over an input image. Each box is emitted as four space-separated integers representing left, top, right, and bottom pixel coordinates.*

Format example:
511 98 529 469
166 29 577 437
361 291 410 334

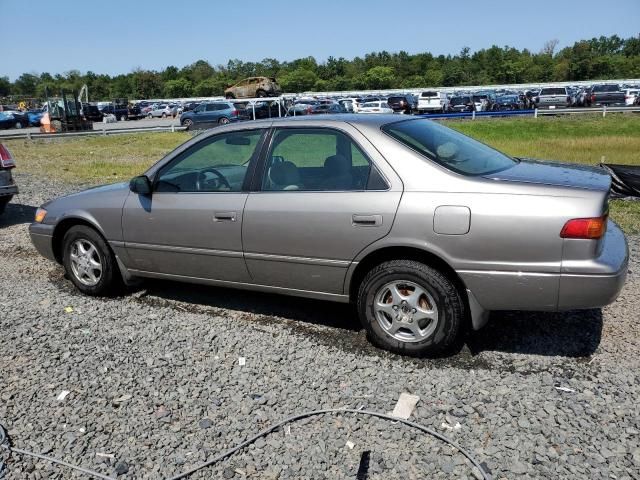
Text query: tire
147 113 152 119
182 119 193 130
225 93 235 99
218 117 230 125
14 121 23 129
0 196 11 215
162 113 167 118
256 89 267 98
357 260 464 357
62 225 122 296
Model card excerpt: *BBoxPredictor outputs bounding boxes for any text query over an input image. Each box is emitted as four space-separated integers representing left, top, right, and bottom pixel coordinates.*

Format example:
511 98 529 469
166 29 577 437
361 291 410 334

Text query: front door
122 129 266 282
242 126 402 295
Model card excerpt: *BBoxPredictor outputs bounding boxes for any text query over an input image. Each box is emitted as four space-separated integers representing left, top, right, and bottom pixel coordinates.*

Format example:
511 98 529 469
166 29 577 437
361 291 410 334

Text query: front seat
322 154 353 190
268 161 302 190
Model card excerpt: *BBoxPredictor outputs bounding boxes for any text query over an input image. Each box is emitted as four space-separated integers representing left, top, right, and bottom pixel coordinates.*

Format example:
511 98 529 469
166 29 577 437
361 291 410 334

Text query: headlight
34 208 47 223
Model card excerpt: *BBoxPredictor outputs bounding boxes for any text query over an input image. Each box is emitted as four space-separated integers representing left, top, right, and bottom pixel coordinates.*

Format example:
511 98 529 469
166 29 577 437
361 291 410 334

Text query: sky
1 0 638 81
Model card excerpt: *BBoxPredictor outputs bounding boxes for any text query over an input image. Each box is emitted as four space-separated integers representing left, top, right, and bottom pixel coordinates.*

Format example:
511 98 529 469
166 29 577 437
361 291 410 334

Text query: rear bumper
0 184 18 197
28 222 57 262
458 222 628 311
557 221 628 309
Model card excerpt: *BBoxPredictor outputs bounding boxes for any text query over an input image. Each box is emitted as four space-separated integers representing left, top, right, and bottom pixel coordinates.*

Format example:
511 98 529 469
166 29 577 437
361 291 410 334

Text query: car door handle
352 214 382 227
214 211 237 222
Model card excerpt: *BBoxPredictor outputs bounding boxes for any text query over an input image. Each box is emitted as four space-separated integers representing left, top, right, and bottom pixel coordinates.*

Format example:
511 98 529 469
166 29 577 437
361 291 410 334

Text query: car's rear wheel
256 89 267 98
225 93 235 99
218 117 230 125
147 113 152 119
62 225 121 296
357 260 464 357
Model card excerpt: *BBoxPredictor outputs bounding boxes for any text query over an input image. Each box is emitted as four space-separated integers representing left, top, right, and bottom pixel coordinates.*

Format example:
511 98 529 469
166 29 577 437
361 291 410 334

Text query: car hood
43 181 129 207
484 158 611 192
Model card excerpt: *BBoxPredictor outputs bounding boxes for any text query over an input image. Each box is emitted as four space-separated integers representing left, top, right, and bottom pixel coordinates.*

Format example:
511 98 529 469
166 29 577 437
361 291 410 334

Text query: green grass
5 114 640 233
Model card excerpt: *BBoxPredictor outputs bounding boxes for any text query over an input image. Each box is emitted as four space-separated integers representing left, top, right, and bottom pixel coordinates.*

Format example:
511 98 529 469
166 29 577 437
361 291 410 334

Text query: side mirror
130 175 152 195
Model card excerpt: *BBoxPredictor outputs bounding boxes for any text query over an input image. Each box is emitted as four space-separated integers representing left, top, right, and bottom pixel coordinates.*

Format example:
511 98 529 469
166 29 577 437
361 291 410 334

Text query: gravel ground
1 172 639 480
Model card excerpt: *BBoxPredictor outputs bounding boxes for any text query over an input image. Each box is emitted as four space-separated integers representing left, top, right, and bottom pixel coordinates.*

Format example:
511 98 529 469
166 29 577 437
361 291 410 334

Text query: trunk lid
484 158 611 192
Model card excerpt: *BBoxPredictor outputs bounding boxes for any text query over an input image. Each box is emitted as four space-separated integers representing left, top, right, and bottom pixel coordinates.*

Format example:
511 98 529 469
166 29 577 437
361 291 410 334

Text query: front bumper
557 221 629 309
28 222 57 262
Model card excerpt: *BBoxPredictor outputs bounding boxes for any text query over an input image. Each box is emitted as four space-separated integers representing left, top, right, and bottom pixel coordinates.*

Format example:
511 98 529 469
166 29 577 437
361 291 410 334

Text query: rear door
242 125 402 295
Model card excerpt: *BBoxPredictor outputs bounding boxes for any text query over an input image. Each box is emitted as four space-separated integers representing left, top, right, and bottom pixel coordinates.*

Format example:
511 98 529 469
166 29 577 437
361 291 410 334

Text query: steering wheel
196 167 232 191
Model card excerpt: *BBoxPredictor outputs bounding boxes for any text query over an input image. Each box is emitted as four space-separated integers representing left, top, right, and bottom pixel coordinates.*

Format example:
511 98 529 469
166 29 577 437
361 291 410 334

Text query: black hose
1 409 491 480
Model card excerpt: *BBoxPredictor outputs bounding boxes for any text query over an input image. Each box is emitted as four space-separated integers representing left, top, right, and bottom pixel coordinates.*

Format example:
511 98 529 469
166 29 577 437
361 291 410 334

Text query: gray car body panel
29 115 629 328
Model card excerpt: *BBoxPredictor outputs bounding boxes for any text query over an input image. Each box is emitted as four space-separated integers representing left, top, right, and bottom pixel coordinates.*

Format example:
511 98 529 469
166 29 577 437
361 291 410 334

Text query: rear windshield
540 88 566 95
382 119 516 176
421 91 438 98
593 84 620 92
449 96 470 105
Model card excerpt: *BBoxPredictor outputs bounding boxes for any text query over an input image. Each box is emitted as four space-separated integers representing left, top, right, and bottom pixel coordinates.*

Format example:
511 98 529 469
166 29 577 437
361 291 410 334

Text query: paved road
0 117 180 137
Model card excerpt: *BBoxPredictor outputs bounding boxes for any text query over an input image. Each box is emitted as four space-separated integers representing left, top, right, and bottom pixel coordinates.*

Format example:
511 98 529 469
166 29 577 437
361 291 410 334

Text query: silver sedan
29 115 628 356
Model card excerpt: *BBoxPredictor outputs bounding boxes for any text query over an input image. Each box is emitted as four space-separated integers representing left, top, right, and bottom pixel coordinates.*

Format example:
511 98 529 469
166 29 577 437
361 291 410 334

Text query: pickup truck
534 87 571 109
587 84 626 106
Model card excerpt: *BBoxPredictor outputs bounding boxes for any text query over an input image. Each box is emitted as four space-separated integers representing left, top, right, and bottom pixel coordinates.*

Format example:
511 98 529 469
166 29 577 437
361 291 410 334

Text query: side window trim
252 126 389 193
153 128 267 194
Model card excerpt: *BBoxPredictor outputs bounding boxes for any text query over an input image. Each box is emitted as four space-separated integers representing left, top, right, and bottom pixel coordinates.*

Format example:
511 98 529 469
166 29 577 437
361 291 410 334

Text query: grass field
5 114 640 232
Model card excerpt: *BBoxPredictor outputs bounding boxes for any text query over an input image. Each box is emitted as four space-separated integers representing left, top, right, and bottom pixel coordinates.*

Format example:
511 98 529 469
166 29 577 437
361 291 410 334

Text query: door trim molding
244 251 351 267
123 241 244 258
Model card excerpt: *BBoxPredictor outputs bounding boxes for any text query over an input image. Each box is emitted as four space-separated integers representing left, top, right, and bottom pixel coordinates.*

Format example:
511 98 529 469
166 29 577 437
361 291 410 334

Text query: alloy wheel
373 280 438 343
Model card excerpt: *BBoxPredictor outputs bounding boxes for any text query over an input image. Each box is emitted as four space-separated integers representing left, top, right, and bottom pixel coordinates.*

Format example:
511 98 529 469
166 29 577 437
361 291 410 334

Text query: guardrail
417 105 640 120
0 124 187 141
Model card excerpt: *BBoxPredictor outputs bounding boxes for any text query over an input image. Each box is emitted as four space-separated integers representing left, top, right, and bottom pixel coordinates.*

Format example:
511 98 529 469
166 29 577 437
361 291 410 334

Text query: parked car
472 93 496 111
179 102 240 130
28 115 628 357
126 103 146 120
309 103 347 114
26 109 44 126
337 98 357 113
534 87 572 109
494 94 525 110
0 111 29 129
587 84 626 106
99 100 130 120
417 91 446 113
624 89 639 106
387 95 414 114
445 95 475 112
146 105 170 118
0 144 18 214
225 76 282 99
238 101 284 120
359 101 394 114
81 104 103 122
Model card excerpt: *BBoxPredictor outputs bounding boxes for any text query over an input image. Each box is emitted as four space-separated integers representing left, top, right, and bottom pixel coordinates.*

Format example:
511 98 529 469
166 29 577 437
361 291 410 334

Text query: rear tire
256 89 267 98
62 225 122 296
218 117 230 125
225 93 235 99
357 260 464 357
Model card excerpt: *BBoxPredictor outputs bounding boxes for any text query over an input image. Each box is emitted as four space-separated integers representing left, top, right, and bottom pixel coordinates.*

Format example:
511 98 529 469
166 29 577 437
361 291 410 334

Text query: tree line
1 35 639 101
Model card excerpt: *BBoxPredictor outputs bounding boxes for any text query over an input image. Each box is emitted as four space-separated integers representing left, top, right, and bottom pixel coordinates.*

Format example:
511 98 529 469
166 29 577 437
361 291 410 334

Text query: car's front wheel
62 225 121 296
357 260 464 357
182 118 193 130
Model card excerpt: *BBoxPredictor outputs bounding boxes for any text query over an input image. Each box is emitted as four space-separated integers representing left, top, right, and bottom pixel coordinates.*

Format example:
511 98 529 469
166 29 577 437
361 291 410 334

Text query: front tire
357 260 464 357
62 225 122 296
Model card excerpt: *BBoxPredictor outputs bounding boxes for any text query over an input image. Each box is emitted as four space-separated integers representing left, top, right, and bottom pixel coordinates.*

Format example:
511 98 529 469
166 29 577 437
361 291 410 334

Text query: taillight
0 144 16 168
560 215 608 239
591 94 596 103
231 109 238 116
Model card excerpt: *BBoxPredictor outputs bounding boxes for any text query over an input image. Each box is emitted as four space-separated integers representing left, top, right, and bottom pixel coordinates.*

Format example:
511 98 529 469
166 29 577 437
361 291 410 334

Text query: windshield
382 119 517 176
